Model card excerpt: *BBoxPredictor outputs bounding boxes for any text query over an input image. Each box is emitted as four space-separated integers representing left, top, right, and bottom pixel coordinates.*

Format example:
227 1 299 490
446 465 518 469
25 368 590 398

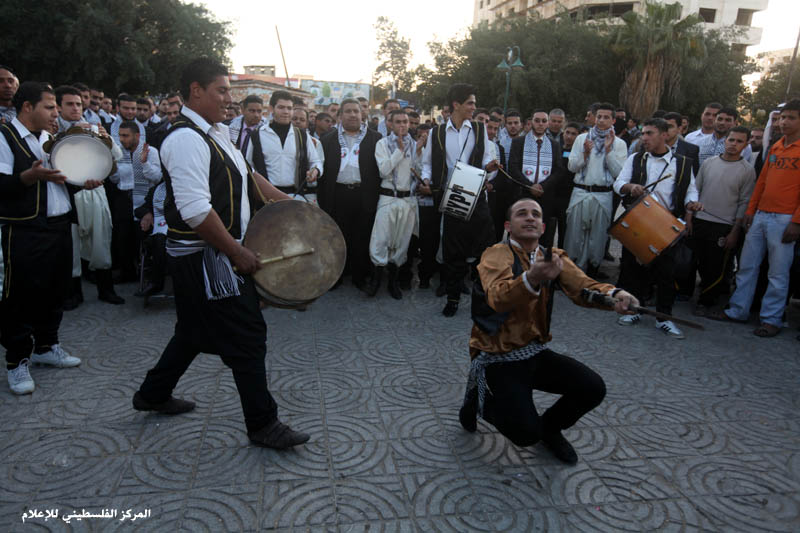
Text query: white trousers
369 196 417 267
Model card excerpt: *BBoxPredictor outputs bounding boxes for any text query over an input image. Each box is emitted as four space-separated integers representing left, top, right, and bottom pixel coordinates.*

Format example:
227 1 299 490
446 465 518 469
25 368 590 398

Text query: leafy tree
610 1 705 120
751 57 800 116
0 0 231 95
373 16 415 100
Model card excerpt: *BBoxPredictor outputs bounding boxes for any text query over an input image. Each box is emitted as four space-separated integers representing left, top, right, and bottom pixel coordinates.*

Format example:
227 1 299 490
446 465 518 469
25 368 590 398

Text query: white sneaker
8 359 35 395
618 313 641 326
30 344 81 367
656 320 685 339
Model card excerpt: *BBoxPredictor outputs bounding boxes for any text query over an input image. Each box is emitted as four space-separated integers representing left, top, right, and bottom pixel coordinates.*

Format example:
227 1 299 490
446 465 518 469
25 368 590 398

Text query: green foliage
374 16 415 99
750 57 800 117
0 0 231 95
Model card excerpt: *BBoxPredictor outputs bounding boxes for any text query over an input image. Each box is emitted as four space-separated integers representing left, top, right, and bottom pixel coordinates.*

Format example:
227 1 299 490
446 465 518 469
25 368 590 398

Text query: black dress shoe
542 430 578 465
365 267 383 297
133 391 196 414
248 419 310 450
459 392 478 432
418 278 431 289
387 265 402 300
435 284 447 297
398 278 412 291
63 295 82 311
99 291 125 305
442 300 458 317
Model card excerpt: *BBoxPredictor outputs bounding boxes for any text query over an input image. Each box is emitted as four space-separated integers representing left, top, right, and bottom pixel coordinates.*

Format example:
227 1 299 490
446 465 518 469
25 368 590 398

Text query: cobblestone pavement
1 263 799 532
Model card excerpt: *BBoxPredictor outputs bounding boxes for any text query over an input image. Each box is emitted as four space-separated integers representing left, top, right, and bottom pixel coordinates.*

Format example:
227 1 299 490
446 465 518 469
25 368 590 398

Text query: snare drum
608 193 686 265
244 200 345 308
45 127 114 186
439 161 486 221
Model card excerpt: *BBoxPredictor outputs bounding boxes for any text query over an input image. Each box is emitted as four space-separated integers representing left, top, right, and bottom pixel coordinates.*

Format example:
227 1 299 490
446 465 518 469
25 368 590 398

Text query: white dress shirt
613 151 698 212
160 106 250 232
245 124 322 188
421 118 493 181
684 129 712 147
0 118 71 216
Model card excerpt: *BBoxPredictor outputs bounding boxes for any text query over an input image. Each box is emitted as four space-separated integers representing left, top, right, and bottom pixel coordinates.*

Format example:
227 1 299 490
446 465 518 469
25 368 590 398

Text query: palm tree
611 1 705 119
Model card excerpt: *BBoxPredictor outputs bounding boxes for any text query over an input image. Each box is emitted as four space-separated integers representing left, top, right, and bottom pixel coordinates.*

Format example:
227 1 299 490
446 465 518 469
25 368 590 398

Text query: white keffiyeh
521 133 553 183
338 123 368 172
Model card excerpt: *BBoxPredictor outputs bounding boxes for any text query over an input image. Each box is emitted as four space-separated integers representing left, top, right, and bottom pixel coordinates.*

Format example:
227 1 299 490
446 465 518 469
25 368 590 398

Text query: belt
574 183 613 193
379 187 411 198
336 182 361 189
276 185 314 195
47 214 72 224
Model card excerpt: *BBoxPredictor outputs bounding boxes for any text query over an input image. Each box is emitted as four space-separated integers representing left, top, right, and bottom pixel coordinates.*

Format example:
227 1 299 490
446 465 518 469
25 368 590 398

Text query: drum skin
49 133 114 185
244 200 346 307
608 193 686 265
439 161 486 221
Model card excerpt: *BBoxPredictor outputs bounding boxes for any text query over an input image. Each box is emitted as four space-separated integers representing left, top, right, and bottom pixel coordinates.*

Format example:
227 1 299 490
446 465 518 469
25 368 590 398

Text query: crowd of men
0 61 799 403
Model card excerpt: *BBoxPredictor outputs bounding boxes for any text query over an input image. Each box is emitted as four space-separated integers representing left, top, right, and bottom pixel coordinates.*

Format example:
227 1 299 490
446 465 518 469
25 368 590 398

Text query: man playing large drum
132 58 309 450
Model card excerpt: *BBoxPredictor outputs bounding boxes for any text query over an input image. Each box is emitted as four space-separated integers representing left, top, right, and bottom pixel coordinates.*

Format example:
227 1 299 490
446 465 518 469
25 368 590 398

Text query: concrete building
473 0 769 50
243 65 276 77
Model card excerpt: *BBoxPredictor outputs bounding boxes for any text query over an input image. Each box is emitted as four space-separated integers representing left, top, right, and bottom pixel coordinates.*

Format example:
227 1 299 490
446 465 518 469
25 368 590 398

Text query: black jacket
672 138 700 176
506 135 565 205
318 127 382 214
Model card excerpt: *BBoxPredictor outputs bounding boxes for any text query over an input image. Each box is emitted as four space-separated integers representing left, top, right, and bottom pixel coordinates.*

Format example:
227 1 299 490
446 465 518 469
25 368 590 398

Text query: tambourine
43 126 116 185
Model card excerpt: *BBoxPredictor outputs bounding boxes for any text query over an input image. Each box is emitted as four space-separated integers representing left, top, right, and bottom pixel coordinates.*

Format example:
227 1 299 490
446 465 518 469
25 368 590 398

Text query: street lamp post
497 46 524 114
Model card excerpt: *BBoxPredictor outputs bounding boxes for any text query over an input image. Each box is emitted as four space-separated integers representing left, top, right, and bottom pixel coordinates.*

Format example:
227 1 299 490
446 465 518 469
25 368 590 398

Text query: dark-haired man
228 94 267 152
546 108 565 145
320 99 382 290
663 111 700 176
714 100 800 337
564 103 627 276
614 118 702 339
133 58 309 450
377 99 400 137
508 109 565 248
1 82 104 394
0 66 18 124
245 90 322 204
685 102 722 146
312 112 333 139
421 83 499 316
496 109 522 167
554 122 581 248
458 197 638 464
698 107 752 167
110 94 142 144
691 126 755 315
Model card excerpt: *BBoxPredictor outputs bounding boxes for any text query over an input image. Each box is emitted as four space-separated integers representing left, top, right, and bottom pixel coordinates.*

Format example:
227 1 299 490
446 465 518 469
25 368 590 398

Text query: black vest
430 120 486 190
0 124 70 227
628 151 692 219
249 125 309 192
163 115 245 241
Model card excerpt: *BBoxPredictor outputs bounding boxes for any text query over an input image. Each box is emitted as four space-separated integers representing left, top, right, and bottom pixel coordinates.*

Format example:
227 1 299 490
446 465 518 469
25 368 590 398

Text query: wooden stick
259 248 315 265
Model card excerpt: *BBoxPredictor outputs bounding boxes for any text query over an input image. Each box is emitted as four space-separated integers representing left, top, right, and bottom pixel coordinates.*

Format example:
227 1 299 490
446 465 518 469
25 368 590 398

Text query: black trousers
417 202 441 283
691 219 734 306
106 183 137 278
332 185 374 285
484 350 606 447
442 198 495 302
138 253 277 433
618 246 676 315
145 233 167 287
1 218 71 366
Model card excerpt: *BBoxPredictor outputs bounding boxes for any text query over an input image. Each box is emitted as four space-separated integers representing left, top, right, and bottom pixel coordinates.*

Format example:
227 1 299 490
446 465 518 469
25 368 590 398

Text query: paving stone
0 279 797 530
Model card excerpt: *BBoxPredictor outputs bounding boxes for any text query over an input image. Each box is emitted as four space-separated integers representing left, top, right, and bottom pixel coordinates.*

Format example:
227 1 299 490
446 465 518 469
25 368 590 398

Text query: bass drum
244 200 346 308
608 193 686 265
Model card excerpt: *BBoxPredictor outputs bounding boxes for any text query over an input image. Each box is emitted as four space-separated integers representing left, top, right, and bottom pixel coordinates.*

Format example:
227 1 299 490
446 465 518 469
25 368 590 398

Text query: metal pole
785 25 800 101
503 71 510 114
275 26 290 88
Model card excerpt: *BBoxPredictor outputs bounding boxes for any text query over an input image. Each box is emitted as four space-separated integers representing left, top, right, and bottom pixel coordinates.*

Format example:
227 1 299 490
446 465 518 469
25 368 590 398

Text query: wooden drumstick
258 248 315 265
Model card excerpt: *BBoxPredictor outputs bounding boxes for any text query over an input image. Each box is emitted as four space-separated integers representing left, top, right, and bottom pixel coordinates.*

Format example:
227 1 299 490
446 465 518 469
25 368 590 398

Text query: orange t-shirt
746 136 800 224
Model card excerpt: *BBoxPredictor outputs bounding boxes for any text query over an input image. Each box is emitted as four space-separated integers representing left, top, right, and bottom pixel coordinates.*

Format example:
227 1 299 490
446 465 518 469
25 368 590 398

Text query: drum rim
50 133 113 185
608 192 687 265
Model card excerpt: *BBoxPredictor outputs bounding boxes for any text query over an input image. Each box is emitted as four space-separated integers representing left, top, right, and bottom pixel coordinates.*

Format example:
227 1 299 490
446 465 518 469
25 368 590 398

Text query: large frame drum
244 201 346 308
608 193 686 265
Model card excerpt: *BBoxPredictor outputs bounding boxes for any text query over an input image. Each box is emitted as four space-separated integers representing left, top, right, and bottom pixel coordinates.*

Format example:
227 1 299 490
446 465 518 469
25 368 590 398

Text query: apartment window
479 0 483 6
735 8 755 26
698 8 716 23
487 0 490 5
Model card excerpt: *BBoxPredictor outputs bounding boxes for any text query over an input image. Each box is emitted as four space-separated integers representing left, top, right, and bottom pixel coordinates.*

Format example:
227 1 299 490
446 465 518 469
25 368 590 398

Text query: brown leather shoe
248 419 310 450
132 391 195 414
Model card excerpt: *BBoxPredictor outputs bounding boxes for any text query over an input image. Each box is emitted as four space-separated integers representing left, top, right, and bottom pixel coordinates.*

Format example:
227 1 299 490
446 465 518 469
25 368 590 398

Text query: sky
200 0 799 82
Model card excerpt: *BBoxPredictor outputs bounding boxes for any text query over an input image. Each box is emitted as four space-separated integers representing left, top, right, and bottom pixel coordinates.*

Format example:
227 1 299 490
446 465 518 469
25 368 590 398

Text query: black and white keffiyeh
521 132 552 183
338 123 368 172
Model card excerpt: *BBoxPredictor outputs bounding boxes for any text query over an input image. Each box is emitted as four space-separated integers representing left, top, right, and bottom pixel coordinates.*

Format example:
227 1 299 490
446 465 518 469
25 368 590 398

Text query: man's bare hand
686 201 703 212
230 245 260 275
21 160 68 185
626 183 646 198
527 253 563 286
583 138 594 156
306 168 319 184
782 222 800 243
83 179 104 190
613 290 639 314
604 129 615 153
485 159 501 173
742 213 754 232
140 212 154 232
140 143 150 163
529 183 544 198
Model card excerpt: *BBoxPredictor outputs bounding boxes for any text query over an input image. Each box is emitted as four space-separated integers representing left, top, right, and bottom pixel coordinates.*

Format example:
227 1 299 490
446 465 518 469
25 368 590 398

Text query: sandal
753 323 780 337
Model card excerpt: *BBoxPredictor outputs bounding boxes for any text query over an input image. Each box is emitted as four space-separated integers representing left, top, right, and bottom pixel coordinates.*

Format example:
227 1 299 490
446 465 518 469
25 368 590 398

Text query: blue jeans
725 211 796 327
